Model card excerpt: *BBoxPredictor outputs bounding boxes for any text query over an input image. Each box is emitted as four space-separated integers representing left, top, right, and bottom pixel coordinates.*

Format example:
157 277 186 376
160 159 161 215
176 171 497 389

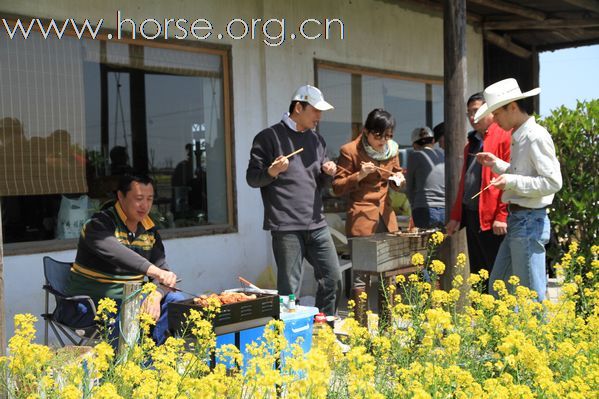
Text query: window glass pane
363 76 426 147
317 68 352 160
432 84 444 128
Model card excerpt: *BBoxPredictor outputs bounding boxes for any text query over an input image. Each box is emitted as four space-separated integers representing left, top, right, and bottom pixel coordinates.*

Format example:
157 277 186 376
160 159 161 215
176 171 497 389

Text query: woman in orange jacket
332 108 405 238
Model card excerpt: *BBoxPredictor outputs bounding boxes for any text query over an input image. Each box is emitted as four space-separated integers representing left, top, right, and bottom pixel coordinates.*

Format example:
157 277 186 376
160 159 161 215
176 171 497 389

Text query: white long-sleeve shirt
492 116 562 209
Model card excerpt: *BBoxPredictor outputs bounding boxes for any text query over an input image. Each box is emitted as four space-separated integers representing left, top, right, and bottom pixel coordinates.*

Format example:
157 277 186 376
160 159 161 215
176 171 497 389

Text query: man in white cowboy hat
475 78 562 301
246 84 341 316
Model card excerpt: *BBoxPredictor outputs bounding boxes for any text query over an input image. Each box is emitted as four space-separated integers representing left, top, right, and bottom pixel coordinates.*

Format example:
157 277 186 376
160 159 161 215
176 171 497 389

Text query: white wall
0 0 484 342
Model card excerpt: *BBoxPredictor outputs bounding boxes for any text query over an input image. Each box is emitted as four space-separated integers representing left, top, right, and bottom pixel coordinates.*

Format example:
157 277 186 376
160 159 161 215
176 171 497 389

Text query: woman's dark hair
288 101 309 114
364 108 395 134
117 174 155 195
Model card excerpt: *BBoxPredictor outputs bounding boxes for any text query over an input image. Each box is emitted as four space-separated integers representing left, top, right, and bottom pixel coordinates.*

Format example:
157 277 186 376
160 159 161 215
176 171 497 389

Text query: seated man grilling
63 174 184 345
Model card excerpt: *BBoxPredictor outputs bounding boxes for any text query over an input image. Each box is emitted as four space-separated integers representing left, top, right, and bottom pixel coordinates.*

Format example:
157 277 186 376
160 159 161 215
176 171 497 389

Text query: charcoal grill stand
350 232 430 320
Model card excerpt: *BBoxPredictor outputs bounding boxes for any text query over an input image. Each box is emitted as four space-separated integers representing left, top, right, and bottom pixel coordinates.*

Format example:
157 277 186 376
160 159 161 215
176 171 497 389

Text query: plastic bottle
312 312 329 349
279 296 286 313
288 294 297 312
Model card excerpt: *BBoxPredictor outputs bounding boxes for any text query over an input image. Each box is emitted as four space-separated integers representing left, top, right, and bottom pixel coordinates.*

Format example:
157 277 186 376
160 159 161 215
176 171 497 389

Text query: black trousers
463 209 504 276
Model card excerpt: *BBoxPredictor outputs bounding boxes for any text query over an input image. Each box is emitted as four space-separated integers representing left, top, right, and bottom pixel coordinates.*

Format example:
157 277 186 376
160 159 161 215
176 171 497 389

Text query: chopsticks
336 164 353 174
270 147 304 166
470 182 494 200
360 161 394 174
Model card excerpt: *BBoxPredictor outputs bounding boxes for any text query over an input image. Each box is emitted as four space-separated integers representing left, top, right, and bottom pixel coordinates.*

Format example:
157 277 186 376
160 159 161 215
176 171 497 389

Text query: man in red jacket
446 93 511 276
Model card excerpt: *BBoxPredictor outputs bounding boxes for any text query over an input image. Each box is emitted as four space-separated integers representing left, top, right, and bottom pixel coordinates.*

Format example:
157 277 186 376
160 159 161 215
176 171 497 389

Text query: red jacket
449 123 511 231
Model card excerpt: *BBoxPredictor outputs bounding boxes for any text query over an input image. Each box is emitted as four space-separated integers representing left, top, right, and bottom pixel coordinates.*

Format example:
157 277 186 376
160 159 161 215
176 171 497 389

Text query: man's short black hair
364 108 395 134
288 101 309 114
117 174 155 195
415 137 434 146
467 92 484 106
502 98 533 115
433 122 445 142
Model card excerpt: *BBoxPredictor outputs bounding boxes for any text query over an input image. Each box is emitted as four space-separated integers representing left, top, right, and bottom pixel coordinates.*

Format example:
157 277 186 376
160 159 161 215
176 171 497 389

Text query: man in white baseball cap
246 84 341 316
291 84 334 111
475 78 562 301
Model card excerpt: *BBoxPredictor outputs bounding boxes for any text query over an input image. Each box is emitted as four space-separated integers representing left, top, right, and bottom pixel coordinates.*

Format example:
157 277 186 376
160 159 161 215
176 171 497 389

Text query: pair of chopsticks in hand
337 162 395 175
270 148 304 167
464 152 494 199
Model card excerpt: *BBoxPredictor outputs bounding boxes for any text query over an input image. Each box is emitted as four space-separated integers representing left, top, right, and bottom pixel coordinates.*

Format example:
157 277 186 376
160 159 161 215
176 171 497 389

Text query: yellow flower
95 297 118 323
586 271 594 280
429 231 445 245
508 275 520 286
493 279 506 292
452 274 464 288
395 274 406 283
412 253 425 266
568 241 579 254
456 252 467 267
467 274 481 286
141 282 157 295
430 260 446 275
479 269 489 280
442 333 461 355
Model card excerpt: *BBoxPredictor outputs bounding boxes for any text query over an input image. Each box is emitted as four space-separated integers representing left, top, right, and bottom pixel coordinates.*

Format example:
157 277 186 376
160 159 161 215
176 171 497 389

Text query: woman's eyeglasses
370 131 393 140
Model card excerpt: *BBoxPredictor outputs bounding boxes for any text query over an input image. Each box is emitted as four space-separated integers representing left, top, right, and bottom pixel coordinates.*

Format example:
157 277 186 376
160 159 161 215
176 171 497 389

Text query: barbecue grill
168 291 280 336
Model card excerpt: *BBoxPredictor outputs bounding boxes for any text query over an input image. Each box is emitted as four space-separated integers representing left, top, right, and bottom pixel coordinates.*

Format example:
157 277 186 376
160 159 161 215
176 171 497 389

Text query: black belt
508 203 547 212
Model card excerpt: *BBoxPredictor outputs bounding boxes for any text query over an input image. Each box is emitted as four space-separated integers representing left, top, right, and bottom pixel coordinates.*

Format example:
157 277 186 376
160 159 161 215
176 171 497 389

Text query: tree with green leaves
542 99 598 270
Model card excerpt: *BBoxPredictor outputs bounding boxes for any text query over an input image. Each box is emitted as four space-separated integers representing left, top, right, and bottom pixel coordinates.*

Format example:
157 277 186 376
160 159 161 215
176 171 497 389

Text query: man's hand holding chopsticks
476 151 499 168
268 155 289 177
489 175 507 190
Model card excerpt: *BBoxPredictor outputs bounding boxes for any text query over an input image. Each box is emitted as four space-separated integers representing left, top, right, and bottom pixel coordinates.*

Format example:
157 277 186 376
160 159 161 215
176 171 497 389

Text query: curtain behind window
0 32 87 196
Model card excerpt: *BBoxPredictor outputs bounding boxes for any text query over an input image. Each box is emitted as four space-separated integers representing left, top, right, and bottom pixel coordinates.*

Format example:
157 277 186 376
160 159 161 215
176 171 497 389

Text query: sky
539 44 599 117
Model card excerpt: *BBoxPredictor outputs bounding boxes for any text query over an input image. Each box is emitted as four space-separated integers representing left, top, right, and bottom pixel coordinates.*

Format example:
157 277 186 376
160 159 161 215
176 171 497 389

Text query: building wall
0 0 484 342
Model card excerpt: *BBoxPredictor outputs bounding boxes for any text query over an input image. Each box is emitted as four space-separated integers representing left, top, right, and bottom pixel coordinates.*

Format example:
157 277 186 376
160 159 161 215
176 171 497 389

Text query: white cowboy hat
291 85 334 111
474 78 540 123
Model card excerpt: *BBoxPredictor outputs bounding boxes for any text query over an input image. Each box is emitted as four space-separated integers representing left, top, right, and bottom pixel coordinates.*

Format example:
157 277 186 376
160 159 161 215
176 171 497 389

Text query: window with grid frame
0 26 235 245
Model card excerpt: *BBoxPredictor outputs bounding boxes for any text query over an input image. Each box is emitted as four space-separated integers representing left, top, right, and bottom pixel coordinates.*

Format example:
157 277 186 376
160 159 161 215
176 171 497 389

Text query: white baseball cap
291 85 334 111
474 78 540 123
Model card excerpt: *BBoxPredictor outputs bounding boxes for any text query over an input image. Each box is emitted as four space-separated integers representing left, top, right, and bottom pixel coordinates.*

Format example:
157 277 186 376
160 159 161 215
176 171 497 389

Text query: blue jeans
489 209 550 301
412 207 445 229
271 226 341 316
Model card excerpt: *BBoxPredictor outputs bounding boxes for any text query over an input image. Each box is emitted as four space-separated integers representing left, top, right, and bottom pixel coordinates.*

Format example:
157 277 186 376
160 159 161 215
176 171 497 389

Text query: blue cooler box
281 305 319 355
215 305 319 370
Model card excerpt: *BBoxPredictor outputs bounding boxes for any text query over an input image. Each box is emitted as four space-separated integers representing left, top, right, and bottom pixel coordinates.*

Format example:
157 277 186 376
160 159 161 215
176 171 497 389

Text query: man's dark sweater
246 121 332 231
66 202 171 301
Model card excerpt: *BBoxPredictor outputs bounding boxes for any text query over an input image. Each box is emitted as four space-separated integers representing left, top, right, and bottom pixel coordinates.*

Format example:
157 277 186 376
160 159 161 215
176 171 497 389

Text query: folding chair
42 256 99 346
